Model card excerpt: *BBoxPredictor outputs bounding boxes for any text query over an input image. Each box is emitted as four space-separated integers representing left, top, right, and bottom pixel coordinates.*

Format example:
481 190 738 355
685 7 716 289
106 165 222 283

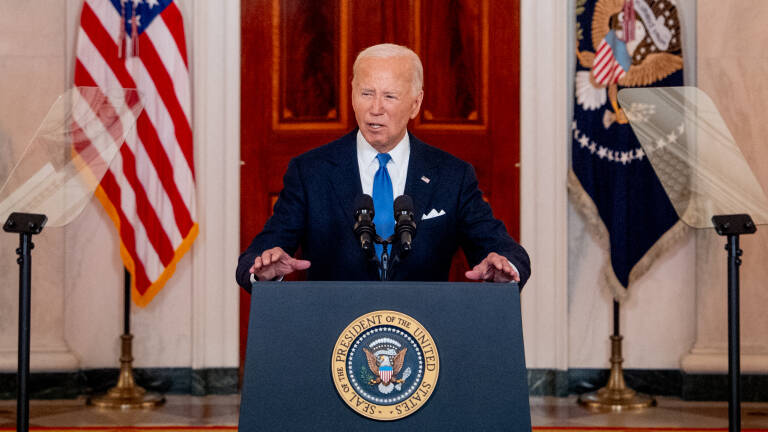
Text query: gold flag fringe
567 170 689 301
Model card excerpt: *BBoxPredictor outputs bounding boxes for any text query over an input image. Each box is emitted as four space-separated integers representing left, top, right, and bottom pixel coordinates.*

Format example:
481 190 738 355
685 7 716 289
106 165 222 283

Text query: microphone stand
373 235 397 281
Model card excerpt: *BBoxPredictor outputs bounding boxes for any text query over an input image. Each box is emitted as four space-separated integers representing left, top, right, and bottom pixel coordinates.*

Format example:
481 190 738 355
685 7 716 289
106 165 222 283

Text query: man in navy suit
236 44 530 289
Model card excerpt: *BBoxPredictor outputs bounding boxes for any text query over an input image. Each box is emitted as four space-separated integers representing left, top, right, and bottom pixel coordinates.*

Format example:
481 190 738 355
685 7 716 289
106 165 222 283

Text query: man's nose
371 96 384 114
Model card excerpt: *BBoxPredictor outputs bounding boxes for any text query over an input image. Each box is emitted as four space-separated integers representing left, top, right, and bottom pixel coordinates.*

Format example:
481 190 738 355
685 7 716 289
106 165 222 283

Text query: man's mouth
367 123 384 130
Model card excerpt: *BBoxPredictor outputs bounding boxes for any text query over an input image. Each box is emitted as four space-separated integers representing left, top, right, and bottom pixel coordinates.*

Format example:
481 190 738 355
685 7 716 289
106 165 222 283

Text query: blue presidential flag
570 0 685 298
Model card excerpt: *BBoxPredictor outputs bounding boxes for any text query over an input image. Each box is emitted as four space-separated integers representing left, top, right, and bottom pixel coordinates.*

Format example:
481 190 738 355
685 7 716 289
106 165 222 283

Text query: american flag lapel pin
421 176 430 184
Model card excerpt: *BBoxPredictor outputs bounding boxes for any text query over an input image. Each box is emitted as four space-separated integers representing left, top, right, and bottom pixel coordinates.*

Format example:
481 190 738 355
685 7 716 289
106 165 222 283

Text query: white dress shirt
356 130 410 199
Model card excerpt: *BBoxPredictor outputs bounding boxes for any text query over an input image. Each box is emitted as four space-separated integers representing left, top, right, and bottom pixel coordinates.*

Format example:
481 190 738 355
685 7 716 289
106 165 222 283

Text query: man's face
351 56 423 153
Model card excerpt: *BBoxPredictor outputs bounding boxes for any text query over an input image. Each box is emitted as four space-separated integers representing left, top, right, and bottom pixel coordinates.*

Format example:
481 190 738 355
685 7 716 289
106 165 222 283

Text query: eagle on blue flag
570 0 686 299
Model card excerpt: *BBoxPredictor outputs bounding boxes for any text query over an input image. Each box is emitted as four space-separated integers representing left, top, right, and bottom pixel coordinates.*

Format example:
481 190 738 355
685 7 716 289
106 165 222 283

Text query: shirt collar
356 130 410 167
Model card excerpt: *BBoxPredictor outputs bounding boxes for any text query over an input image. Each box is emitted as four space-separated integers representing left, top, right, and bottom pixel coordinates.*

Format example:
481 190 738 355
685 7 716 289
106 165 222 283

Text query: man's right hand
249 247 311 281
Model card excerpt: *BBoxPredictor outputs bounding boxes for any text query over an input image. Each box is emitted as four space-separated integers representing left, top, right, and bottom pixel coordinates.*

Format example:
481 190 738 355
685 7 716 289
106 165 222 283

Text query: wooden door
240 0 520 374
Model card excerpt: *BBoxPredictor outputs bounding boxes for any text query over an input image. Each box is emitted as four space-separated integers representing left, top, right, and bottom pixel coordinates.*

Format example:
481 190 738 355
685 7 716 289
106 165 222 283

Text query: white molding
519 0 570 370
187 0 241 369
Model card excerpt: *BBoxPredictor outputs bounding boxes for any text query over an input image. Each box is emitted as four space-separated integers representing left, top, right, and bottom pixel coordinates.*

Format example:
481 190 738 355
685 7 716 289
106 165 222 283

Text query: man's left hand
465 252 520 283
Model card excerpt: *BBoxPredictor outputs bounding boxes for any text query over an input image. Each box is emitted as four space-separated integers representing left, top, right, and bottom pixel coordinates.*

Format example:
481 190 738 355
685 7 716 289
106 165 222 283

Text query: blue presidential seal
331 310 439 421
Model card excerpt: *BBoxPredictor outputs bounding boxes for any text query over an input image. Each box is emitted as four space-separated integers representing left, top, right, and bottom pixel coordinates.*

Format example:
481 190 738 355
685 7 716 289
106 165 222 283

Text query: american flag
592 32 628 86
74 0 197 307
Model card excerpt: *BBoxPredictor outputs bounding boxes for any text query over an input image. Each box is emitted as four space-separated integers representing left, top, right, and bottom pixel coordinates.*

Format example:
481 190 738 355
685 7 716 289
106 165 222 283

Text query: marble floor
0 395 767 429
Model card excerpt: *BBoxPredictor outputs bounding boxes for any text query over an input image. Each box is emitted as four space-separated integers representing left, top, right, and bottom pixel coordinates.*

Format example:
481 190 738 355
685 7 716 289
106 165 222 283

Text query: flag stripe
75 60 177 266
159 2 188 67
135 113 194 234
99 171 153 290
127 60 194 217
136 33 195 173
144 15 191 122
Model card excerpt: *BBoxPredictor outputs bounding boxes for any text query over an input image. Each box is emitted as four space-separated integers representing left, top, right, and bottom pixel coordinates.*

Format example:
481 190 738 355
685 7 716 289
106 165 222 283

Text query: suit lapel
326 131 362 220
405 134 439 223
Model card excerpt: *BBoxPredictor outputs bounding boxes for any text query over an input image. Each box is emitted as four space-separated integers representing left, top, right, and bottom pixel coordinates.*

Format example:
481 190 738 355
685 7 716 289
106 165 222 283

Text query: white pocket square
421 209 446 220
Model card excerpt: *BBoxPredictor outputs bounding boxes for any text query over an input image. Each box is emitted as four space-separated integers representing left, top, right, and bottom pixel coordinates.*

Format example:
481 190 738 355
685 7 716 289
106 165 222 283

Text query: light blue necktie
372 153 394 259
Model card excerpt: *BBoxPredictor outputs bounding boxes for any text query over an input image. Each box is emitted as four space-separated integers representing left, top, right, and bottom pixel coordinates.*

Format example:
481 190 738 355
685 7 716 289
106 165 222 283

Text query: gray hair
352 44 424 95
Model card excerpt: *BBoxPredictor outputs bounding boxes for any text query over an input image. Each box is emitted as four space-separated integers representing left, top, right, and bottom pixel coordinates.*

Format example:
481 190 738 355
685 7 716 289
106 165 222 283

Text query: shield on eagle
363 347 407 386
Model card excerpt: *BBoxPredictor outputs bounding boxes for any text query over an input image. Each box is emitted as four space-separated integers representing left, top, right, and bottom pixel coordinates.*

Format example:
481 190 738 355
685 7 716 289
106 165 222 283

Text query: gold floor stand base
88 387 166 410
88 333 165 409
578 387 656 412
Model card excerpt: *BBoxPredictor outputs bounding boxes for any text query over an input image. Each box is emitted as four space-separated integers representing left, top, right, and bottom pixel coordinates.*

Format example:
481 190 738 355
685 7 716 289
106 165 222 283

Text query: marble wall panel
682 0 768 373
0 0 79 371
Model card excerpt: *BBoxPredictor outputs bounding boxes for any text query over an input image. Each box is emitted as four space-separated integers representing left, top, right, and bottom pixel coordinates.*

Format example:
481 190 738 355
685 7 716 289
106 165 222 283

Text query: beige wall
0 1 77 370
681 0 768 373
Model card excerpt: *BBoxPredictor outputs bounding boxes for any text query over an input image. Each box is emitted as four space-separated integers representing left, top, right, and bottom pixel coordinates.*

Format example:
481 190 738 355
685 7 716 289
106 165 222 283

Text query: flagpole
87 268 165 409
577 300 655 411
124 268 130 335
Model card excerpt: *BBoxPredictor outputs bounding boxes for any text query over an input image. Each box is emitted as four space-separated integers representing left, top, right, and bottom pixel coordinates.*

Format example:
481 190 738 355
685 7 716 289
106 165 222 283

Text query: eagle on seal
363 347 407 386
575 0 683 125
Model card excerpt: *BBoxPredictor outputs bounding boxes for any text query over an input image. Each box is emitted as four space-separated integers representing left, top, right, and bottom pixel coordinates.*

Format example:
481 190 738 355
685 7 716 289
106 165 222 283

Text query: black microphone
354 194 376 257
394 195 416 253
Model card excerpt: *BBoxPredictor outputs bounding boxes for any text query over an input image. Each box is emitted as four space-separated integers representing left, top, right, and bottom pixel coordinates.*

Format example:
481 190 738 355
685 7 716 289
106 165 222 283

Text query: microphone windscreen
393 195 414 213
355 194 375 212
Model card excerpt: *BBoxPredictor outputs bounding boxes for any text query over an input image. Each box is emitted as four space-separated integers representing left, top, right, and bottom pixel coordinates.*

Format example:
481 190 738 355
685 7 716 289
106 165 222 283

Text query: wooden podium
239 281 531 431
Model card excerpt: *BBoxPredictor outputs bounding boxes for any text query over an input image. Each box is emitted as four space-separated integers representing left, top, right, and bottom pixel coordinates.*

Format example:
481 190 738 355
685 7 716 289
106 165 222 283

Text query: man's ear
410 89 424 119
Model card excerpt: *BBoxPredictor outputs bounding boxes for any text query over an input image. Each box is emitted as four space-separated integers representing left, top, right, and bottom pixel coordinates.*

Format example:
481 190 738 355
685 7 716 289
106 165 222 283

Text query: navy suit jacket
236 130 530 290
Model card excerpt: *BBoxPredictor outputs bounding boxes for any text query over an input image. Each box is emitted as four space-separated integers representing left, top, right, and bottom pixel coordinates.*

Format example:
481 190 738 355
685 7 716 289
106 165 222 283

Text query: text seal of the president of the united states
331 310 439 421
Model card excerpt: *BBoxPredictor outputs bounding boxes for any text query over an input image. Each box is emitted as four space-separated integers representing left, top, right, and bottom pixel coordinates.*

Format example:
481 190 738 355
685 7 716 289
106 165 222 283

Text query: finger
264 248 282 266
252 256 263 271
465 260 488 280
483 263 496 280
464 270 481 280
492 258 504 272
290 258 311 270
501 261 512 276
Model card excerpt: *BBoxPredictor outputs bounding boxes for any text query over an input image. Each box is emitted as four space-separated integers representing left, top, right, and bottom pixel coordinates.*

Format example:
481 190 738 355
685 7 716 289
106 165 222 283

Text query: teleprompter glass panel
618 86 768 228
0 87 143 227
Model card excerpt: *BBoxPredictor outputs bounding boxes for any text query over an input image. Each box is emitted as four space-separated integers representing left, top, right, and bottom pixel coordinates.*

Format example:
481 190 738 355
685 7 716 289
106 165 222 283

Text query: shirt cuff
507 260 519 283
250 273 284 283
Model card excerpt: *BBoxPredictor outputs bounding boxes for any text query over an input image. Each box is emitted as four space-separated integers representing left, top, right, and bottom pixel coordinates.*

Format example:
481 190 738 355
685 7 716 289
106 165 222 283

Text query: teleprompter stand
712 214 756 432
0 87 146 425
4 212 47 432
617 86 768 432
